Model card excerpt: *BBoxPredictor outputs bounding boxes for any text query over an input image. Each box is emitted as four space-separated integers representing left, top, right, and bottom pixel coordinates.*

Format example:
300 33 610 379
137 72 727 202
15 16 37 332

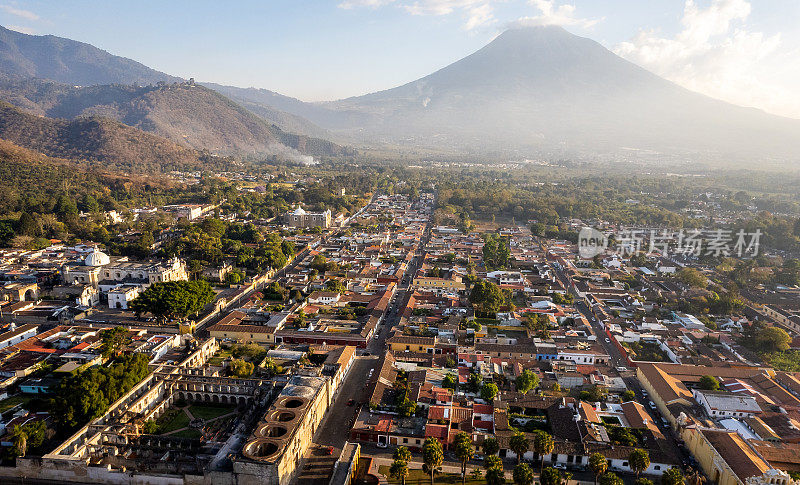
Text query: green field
189 403 236 420
208 348 233 366
0 395 33 412
171 428 203 439
156 408 190 433
378 465 486 485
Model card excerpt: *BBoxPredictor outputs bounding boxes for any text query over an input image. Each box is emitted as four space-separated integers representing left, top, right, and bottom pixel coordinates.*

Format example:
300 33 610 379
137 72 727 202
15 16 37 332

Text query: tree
422 437 444 485
622 390 636 402
515 370 539 394
453 432 474 485
513 463 534 485
677 268 707 288
485 465 506 485
589 453 608 485
398 398 417 418
481 383 499 402
600 472 624 485
483 437 500 456
756 326 791 353
469 279 505 316
484 455 505 485
142 419 159 434
443 374 457 390
699 375 720 391
662 468 685 485
325 278 347 293
394 446 412 463
485 455 503 470
130 280 215 322
52 353 150 433
230 358 254 377
99 326 129 358
390 459 409 485
541 467 562 485
628 449 651 479
509 431 530 464
8 421 45 457
533 430 554 471
636 479 655 485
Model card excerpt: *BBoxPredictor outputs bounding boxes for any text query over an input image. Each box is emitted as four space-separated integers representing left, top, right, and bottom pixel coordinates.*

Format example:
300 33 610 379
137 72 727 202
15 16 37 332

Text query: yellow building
207 311 277 345
412 276 466 291
683 427 770 485
387 334 437 353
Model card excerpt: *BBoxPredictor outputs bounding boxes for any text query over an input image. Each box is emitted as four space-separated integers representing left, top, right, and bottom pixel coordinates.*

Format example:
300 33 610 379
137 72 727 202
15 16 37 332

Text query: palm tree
685 467 706 485
483 436 500 456
513 463 535 485
453 432 475 485
628 449 650 480
509 431 530 464
390 459 409 485
533 430 554 471
422 437 444 485
589 453 608 485
394 446 412 463
10 426 27 458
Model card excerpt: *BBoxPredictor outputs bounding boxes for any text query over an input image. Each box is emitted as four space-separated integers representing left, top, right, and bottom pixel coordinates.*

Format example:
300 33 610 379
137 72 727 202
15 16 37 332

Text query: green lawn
378 465 485 485
0 395 33 412
189 403 236 420
156 408 190 433
171 428 203 439
208 348 233 366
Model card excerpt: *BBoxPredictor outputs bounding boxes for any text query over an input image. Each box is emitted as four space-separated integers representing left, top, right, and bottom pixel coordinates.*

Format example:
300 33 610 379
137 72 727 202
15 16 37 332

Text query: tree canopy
130 279 214 322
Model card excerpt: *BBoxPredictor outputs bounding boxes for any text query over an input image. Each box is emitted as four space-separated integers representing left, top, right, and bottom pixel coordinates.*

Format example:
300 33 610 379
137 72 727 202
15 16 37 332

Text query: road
294 215 433 484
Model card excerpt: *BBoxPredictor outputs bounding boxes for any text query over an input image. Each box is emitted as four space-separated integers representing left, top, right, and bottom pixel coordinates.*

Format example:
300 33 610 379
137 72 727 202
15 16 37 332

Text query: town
0 179 798 485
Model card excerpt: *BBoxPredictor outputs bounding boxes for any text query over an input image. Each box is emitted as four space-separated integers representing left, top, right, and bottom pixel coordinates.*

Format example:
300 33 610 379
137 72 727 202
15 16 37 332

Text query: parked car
554 463 567 470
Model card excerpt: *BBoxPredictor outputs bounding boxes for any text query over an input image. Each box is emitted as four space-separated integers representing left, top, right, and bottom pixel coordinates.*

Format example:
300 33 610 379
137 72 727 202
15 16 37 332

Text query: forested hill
0 101 208 172
0 77 354 160
0 25 181 86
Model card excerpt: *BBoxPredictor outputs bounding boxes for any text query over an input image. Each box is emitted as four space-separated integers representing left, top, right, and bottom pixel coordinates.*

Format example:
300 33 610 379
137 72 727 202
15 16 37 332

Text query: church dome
292 207 307 216
84 248 110 267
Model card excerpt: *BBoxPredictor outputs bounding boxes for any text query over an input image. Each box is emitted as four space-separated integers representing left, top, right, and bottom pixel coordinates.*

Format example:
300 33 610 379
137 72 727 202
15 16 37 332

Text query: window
654 466 661 471
403 438 408 443
622 462 628 467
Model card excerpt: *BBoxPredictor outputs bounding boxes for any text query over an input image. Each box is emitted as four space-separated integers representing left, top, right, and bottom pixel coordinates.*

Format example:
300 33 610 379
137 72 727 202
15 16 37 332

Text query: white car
554 463 567 470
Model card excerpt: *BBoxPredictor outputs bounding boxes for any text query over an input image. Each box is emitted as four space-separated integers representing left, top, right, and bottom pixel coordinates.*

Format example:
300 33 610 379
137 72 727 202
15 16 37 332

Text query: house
108 284 141 310
308 291 342 305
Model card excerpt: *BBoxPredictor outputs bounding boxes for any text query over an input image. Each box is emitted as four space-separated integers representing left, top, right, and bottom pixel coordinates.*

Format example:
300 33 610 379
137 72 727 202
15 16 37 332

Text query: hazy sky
3 0 800 119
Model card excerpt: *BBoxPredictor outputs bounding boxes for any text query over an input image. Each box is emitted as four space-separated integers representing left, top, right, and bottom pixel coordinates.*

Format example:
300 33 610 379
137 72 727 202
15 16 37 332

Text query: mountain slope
0 77 353 160
298 26 800 160
202 83 336 140
0 101 209 172
0 25 181 86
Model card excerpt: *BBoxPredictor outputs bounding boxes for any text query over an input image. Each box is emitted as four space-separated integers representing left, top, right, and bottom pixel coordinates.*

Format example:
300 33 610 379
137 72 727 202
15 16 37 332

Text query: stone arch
221 395 228 404
204 394 211 402
24 289 35 301
239 396 246 405
212 394 219 403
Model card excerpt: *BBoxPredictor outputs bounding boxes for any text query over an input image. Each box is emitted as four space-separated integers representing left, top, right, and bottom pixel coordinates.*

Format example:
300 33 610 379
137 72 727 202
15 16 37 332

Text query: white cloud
509 0 599 29
1 4 39 21
614 0 800 119
464 4 495 30
340 0 497 30
6 24 35 34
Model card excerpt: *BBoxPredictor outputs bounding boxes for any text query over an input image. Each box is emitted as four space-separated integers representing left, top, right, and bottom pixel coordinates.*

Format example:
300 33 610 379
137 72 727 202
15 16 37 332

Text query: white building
108 285 141 310
693 389 762 419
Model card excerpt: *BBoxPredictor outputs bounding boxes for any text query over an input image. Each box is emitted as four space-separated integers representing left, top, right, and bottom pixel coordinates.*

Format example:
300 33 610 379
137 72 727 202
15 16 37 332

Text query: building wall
682 427 745 485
